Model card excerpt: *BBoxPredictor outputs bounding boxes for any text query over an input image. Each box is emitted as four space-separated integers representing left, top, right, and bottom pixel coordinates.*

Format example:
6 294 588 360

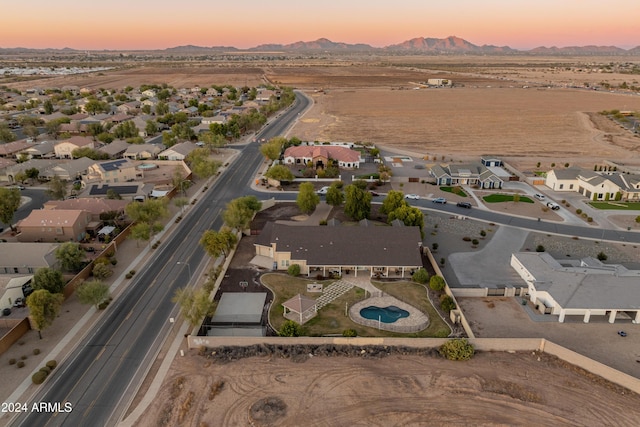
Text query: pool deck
349 295 430 333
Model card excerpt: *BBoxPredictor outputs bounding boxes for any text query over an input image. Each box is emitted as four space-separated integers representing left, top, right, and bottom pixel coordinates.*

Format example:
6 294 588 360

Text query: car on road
8 185 25 190
534 193 546 201
618 331 627 337
405 194 420 200
369 191 380 197
317 186 330 195
432 197 447 204
546 201 560 210
456 201 472 209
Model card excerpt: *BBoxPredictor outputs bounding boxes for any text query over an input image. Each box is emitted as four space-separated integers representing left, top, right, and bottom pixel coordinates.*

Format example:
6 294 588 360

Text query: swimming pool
359 305 409 323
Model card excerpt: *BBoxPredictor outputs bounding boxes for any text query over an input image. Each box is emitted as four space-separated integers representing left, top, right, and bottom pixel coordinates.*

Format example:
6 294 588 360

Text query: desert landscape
135 348 640 427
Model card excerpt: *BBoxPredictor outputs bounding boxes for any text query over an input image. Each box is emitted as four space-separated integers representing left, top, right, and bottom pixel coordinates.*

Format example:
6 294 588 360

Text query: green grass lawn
589 201 640 210
262 273 451 337
483 194 534 203
439 186 467 197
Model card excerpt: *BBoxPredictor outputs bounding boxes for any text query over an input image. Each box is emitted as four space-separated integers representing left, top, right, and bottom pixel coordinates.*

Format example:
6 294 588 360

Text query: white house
545 168 640 201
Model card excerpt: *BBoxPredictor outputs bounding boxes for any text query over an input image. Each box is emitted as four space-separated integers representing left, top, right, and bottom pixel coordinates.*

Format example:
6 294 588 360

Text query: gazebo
282 294 318 325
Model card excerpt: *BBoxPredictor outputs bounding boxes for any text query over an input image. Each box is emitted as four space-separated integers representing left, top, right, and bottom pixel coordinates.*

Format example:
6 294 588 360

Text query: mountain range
2 36 639 55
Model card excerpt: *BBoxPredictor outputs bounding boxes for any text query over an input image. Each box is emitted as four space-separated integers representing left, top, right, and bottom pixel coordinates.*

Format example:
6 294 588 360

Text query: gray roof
256 222 423 267
0 243 59 270
98 139 130 156
513 252 640 310
550 167 582 180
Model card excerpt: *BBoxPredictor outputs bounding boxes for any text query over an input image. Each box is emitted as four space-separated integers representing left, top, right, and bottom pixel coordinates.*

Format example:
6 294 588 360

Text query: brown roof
256 222 423 267
284 145 361 163
43 198 128 215
0 140 37 156
282 294 317 313
18 209 91 228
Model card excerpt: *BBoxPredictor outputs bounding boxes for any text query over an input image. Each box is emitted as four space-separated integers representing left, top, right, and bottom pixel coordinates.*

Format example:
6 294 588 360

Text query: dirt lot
135 348 640 427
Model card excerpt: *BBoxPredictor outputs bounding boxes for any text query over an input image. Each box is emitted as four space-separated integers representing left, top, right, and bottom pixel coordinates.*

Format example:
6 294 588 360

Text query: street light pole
177 261 191 281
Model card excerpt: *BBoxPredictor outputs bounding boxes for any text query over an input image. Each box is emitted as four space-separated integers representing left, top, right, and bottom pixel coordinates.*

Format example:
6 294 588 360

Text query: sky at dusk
2 0 638 50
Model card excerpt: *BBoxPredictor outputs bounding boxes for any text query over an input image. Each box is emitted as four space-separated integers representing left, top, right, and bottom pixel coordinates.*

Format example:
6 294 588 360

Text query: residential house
81 183 154 201
201 115 226 125
141 89 157 98
103 113 132 126
283 145 362 169
430 162 503 189
512 252 640 324
20 140 56 159
123 144 162 160
43 198 128 222
54 136 95 159
0 243 59 275
0 140 37 159
98 139 130 159
545 168 640 201
39 157 95 181
0 276 33 307
158 142 197 161
255 89 276 102
17 209 94 242
254 222 423 278
85 159 141 184
1 159 57 183
116 101 141 115
130 116 151 137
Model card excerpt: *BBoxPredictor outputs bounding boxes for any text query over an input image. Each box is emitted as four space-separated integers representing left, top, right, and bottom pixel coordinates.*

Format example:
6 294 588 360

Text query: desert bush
412 268 429 284
279 320 301 337
439 338 475 361
462 236 471 242
429 275 446 291
471 239 479 245
46 360 57 370
16 361 25 368
33 348 40 355
576 209 582 215
479 230 486 238
587 217 593 223
32 371 48 384
597 251 608 261
535 245 545 252
342 329 357 337
92 262 113 280
125 273 133 279
20 355 27 360
39 366 51 375
440 295 456 312
432 242 439 251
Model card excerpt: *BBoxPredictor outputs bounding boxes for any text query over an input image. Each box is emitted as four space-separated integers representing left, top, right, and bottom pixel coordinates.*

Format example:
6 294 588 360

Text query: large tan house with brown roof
54 136 95 159
283 145 362 169
254 222 423 278
17 209 95 242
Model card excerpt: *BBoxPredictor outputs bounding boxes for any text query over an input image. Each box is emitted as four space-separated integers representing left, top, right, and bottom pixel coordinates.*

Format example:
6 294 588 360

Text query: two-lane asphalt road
13 91 310 427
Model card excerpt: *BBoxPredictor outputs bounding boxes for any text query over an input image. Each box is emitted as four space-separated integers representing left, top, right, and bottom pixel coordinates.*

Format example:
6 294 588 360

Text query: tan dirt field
135 350 640 427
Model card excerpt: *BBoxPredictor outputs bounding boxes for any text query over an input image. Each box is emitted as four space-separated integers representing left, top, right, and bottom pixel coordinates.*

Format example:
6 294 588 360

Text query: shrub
279 320 301 337
440 258 445 266
412 268 429 284
587 217 593 223
342 329 357 337
9 358 17 365
33 348 40 355
287 264 301 276
92 262 113 280
439 338 475 361
429 275 446 291
319 219 327 226
440 295 456 312
32 371 48 384
98 301 110 310
110 258 117 266
471 239 479 245
432 242 439 251
46 360 57 370
535 245 545 252
462 236 471 242
129 270 136 275
576 209 582 215
39 366 51 375
20 355 27 360
16 361 25 368
597 251 608 261
479 230 486 238
125 273 133 279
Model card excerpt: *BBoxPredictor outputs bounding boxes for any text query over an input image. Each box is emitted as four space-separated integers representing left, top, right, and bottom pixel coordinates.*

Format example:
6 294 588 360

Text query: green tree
26 167 40 183
106 189 122 200
439 339 474 361
264 165 294 182
172 287 214 330
92 262 113 280
23 125 40 140
440 294 456 312
200 228 238 259
43 99 54 115
26 290 64 339
0 125 17 143
381 190 407 214
412 268 429 284
259 137 286 160
46 176 68 200
72 147 109 160
429 275 446 291
296 182 320 214
14 171 28 184
76 280 110 309
635 215 640 224
125 198 169 225
87 122 105 138
33 268 65 294
325 184 344 207
223 196 262 230
145 120 158 136
185 148 221 179
344 184 372 221
0 187 21 231
279 320 301 337
85 99 110 115
199 132 226 154
113 121 139 139
174 197 189 213
388 205 425 237
597 251 608 261
54 242 85 272
155 101 169 116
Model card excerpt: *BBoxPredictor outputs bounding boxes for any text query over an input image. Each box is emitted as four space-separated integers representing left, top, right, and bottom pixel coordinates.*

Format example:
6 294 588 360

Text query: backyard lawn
483 194 534 203
261 274 451 337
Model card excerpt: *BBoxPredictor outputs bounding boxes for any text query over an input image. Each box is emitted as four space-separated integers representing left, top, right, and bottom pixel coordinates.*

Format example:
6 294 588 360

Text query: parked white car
534 193 546 201
405 194 420 200
547 201 560 210
317 186 330 195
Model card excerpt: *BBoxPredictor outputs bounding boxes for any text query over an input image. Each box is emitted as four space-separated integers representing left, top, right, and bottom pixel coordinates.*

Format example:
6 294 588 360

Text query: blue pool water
360 306 409 323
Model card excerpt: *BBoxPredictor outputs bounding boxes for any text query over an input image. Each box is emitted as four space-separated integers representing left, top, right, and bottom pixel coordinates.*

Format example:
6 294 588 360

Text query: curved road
13 91 310 427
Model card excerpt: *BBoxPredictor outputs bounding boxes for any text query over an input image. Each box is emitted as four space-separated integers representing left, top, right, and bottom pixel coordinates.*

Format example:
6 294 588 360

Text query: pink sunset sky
1 0 638 50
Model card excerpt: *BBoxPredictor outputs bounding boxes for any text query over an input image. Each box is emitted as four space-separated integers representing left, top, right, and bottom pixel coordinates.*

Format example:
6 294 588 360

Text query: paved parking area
458 296 640 379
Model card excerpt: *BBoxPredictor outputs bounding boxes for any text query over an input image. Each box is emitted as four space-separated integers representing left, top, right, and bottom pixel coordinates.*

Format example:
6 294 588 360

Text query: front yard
261 273 451 338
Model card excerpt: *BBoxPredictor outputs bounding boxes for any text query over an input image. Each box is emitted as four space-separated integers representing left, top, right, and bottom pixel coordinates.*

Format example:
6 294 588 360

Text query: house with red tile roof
283 144 362 169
